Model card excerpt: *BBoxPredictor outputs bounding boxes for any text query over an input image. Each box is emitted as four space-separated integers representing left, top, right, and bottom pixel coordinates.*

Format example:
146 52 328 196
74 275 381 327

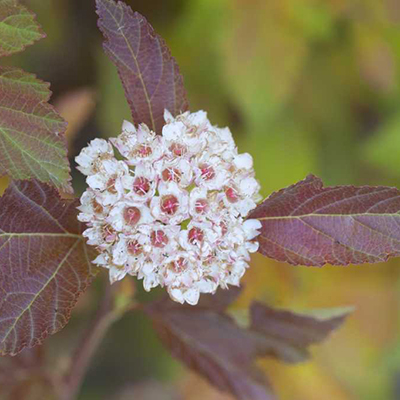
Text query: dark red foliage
96 0 189 134
249 175 400 266
250 302 351 363
0 181 97 356
146 288 350 400
146 290 276 400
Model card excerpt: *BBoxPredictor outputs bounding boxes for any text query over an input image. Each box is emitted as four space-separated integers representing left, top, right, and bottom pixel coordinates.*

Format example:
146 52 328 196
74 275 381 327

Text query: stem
60 282 125 400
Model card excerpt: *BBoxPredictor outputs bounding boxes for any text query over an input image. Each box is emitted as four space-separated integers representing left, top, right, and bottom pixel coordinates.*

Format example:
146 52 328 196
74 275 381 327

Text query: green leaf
0 67 72 193
0 0 45 57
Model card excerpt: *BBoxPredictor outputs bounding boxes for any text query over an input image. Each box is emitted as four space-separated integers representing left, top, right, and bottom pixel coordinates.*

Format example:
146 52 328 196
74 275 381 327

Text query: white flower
150 182 189 224
107 201 154 233
162 111 208 159
243 219 262 241
224 260 248 287
207 127 236 161
111 233 149 272
220 175 261 217
76 110 262 305
76 138 113 176
83 221 117 250
143 223 180 263
233 153 254 170
138 261 161 291
179 220 218 257
170 287 200 306
77 190 109 224
87 160 134 206
93 252 130 283
193 153 230 191
188 187 212 221
126 163 157 202
154 158 193 188
111 121 164 165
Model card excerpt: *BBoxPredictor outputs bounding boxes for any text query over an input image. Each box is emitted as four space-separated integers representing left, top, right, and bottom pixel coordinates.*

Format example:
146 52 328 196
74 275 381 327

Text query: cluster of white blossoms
76 110 262 305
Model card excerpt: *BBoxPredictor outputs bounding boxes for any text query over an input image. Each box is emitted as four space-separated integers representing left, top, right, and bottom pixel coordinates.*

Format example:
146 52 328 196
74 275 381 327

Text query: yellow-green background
3 0 400 399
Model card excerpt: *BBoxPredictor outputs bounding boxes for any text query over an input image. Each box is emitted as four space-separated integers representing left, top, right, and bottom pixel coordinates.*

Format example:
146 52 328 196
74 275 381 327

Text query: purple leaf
146 290 350 400
96 0 189 134
0 0 45 57
0 67 72 193
0 180 97 356
249 302 352 363
249 174 400 266
146 294 276 400
195 285 243 312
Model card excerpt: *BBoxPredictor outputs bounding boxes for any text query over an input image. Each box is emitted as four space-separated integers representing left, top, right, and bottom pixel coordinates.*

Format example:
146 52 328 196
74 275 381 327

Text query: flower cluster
76 110 262 305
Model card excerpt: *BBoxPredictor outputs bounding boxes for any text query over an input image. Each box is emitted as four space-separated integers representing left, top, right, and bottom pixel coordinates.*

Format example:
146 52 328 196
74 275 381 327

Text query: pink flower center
195 199 209 214
186 125 197 135
123 207 141 226
128 239 142 255
173 257 187 273
106 177 118 194
188 227 204 244
169 143 187 157
151 230 169 248
133 177 151 196
162 167 182 183
219 221 228 236
161 195 179 215
199 163 215 181
225 187 239 203
135 145 152 157
102 225 116 242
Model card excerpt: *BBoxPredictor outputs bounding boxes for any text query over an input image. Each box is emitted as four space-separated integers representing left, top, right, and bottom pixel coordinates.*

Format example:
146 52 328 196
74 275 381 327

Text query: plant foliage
0 181 96 356
0 1 398 399
96 0 189 134
0 1 71 192
250 175 400 266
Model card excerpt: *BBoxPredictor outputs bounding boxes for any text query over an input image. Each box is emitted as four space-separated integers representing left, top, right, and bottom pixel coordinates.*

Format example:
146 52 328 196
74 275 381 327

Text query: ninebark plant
0 0 398 399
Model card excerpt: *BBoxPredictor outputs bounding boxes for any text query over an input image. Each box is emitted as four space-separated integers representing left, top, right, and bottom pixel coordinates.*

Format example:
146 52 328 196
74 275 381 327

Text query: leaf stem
60 281 127 400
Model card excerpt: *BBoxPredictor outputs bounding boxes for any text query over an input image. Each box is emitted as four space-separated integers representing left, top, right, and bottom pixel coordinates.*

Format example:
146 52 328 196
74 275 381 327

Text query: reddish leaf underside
249 175 400 266
0 0 45 57
249 302 351 363
96 0 189 134
0 67 72 193
146 294 276 400
146 290 351 400
0 180 97 356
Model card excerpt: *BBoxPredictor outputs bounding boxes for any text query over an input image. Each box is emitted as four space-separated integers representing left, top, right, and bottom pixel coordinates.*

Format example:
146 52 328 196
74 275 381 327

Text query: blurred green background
3 0 400 399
